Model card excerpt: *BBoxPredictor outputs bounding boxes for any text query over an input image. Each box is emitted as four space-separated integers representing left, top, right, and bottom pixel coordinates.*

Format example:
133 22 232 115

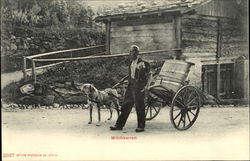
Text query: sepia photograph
1 0 249 160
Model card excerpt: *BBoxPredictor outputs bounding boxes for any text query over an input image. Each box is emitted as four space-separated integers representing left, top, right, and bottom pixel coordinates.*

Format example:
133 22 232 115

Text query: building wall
196 0 240 19
182 14 247 100
181 14 218 89
182 14 218 59
234 58 249 101
109 16 177 54
182 14 247 59
221 18 248 58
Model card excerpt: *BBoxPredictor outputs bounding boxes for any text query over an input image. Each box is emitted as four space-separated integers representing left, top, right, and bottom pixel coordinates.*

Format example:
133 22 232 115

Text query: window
220 63 234 99
202 65 217 97
202 63 234 99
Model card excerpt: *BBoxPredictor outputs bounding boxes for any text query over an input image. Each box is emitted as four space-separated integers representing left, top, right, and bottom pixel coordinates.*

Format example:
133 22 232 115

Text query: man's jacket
128 58 150 89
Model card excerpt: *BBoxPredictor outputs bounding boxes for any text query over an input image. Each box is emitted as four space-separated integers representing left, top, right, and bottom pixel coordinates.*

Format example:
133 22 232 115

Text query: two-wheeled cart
144 60 201 130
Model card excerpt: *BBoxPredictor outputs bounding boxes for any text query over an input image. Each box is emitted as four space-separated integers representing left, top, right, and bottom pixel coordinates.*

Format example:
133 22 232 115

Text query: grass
2 56 130 104
2 56 165 104
36 56 130 89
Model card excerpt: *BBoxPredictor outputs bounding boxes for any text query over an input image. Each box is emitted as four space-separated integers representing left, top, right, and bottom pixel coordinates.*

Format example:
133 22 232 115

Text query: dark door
202 65 217 97
202 63 234 99
220 63 234 99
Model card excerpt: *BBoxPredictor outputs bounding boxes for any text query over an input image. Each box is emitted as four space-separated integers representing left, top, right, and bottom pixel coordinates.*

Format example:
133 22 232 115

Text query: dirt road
1 68 47 90
1 71 24 90
2 106 249 160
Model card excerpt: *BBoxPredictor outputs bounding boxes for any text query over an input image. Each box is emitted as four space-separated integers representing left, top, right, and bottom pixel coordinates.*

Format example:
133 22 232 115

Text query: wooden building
95 0 248 103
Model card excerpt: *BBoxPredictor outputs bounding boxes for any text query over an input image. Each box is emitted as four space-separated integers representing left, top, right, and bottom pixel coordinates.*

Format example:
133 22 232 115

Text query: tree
1 0 97 28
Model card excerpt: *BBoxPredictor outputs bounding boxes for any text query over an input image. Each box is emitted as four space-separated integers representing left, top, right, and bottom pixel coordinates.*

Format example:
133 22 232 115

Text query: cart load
145 60 201 130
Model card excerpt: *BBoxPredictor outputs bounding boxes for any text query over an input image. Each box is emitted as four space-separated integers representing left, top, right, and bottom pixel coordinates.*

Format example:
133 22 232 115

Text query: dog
74 83 121 126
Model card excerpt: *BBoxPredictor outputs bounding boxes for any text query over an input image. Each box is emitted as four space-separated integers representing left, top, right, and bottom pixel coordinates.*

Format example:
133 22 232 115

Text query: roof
95 0 211 22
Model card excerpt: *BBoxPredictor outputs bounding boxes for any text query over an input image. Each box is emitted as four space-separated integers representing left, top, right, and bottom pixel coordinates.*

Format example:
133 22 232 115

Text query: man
110 45 151 132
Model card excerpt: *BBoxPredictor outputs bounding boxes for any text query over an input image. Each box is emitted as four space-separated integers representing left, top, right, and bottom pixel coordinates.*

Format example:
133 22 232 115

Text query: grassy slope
37 56 130 89
2 56 130 103
2 56 166 104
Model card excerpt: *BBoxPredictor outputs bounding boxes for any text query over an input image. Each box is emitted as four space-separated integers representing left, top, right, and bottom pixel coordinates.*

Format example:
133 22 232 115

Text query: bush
37 56 130 89
1 78 33 103
1 55 24 73
1 56 165 103
1 0 105 73
1 56 129 103
1 26 105 73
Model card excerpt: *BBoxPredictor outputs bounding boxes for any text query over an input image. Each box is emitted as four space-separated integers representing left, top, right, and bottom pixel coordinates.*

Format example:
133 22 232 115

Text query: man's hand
141 85 149 93
137 62 146 70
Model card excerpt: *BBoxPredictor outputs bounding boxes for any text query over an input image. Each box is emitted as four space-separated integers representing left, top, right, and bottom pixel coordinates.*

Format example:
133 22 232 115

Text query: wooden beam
216 18 222 100
26 45 104 59
95 9 181 22
25 52 106 73
176 15 182 49
25 62 67 72
33 53 128 62
200 56 237 64
23 57 27 80
105 21 111 54
182 14 225 22
196 14 234 20
175 15 182 59
111 17 174 27
33 48 182 62
31 59 36 83
216 19 222 59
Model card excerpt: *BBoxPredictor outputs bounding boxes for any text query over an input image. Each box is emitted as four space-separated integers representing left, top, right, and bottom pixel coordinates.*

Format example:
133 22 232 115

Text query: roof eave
95 0 213 23
95 8 182 23
181 0 212 14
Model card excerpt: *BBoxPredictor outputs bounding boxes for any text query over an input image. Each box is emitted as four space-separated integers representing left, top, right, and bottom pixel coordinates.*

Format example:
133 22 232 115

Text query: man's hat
130 45 139 53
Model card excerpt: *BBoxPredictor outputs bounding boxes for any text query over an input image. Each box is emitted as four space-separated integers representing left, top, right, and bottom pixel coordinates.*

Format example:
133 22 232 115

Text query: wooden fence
23 45 105 81
23 47 181 83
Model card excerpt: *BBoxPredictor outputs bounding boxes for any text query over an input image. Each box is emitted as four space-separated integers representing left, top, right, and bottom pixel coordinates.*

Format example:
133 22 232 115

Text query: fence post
31 59 36 83
216 18 222 100
23 57 27 80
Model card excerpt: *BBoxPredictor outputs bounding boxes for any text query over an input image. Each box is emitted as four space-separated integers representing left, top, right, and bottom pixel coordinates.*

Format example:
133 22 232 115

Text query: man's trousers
115 80 146 129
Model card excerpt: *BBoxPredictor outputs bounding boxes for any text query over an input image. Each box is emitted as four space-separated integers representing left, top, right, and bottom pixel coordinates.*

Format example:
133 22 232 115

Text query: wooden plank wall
182 13 247 100
181 14 247 59
196 0 239 19
110 17 177 54
181 15 218 58
221 18 248 58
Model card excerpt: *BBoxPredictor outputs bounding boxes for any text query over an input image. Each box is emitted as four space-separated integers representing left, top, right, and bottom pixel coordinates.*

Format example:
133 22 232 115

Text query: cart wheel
170 85 200 130
145 93 163 121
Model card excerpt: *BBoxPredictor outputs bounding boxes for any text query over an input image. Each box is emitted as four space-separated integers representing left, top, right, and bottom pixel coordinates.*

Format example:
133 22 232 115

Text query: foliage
1 78 32 103
37 56 130 90
1 0 105 73
1 0 96 28
1 56 130 103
